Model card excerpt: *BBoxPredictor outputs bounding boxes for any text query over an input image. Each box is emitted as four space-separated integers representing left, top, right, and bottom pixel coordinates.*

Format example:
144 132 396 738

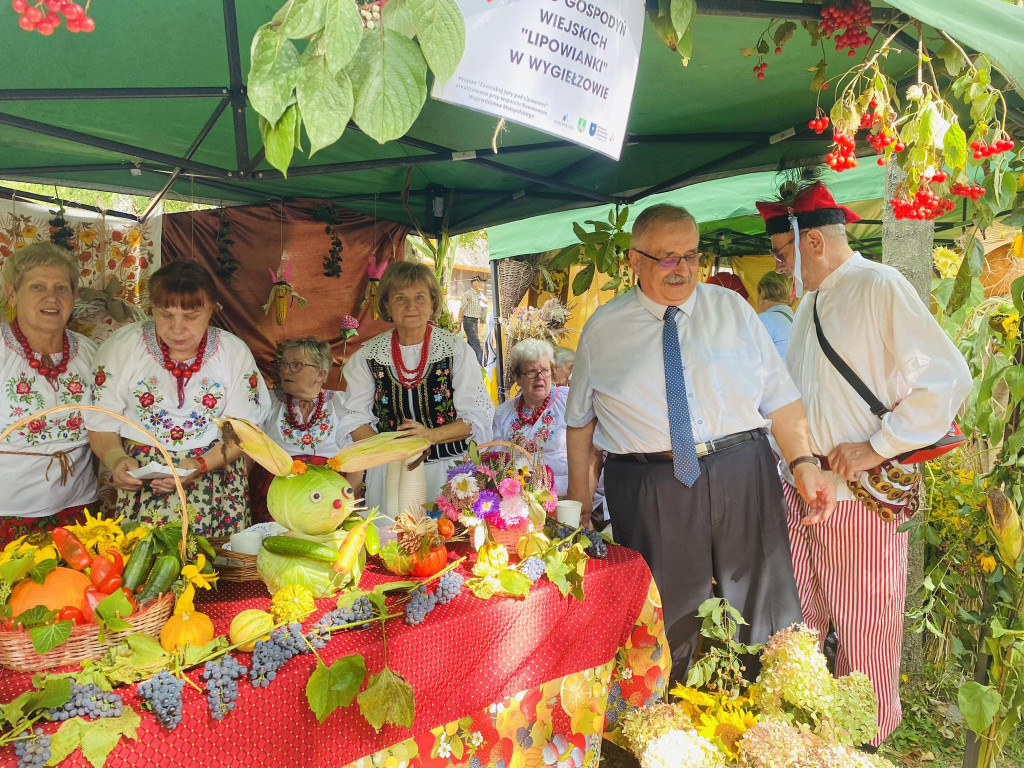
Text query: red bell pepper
51 527 91 570
95 574 123 595
105 551 124 575
57 606 86 626
81 587 104 623
90 554 118 588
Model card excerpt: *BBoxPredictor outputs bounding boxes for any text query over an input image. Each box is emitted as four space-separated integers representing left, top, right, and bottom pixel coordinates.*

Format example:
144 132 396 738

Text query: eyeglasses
771 229 816 263
517 369 552 380
277 361 319 374
632 247 699 269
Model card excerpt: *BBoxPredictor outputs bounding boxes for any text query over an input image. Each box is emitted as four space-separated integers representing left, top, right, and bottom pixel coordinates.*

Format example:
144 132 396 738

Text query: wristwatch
789 455 821 472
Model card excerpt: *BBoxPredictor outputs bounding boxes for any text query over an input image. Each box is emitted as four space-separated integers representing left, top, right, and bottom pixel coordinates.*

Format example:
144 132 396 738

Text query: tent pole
0 87 227 101
0 163 131 175
491 258 506 404
140 98 232 222
222 0 251 175
0 185 139 220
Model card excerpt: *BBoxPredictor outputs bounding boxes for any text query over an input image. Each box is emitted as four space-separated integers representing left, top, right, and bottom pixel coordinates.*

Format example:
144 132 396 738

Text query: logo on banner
577 117 587 132
589 122 597 137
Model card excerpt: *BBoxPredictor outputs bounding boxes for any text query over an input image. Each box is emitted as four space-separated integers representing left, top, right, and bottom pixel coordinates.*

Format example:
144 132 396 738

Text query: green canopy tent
1 0 1021 233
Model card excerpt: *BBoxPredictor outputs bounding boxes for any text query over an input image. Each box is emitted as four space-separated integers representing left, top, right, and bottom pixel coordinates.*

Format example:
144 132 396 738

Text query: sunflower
0 533 58 566
696 706 758 760
66 509 127 556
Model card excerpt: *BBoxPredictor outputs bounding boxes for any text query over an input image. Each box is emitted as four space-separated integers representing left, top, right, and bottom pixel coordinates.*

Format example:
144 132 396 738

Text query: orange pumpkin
409 545 448 578
8 567 91 618
159 610 216 652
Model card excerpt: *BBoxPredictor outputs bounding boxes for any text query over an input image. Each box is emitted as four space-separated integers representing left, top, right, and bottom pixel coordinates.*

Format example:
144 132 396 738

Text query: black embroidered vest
367 357 468 462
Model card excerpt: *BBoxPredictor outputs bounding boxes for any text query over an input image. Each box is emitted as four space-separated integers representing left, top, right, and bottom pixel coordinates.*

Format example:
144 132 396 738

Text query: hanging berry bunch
213 209 239 282
10 0 94 35
739 19 797 81
47 202 75 251
311 202 344 278
818 0 872 58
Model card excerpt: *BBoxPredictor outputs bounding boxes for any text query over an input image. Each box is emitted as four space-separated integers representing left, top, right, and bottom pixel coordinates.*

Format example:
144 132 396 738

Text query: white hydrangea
639 730 726 768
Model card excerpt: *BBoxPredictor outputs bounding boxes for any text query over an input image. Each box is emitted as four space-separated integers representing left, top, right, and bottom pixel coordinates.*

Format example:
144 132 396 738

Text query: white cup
229 530 263 556
555 500 582 528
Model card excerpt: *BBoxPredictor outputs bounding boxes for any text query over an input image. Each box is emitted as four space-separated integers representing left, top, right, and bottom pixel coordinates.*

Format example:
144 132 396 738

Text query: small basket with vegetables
0 405 209 671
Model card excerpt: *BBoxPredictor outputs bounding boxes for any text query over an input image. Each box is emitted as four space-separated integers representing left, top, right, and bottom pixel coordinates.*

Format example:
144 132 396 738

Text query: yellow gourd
516 532 551 560
474 541 509 577
159 610 216 652
229 609 275 653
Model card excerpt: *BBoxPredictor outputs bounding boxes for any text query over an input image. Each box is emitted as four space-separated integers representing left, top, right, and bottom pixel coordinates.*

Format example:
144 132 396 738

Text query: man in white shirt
457 276 486 364
565 204 835 680
757 181 971 747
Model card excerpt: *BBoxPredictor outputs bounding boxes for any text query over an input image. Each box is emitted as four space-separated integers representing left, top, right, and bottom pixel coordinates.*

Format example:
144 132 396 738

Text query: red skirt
0 503 92 548
249 456 329 526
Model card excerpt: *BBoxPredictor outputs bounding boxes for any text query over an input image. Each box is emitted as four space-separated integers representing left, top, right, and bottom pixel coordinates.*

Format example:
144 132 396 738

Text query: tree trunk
881 162 933 681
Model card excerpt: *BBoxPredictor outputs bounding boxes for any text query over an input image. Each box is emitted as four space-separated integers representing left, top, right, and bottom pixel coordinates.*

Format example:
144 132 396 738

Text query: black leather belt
610 429 765 463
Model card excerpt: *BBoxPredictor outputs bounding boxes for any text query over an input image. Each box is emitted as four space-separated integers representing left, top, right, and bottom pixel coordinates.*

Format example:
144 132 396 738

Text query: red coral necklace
12 319 69 390
158 333 208 408
286 391 327 432
516 389 553 427
391 324 432 389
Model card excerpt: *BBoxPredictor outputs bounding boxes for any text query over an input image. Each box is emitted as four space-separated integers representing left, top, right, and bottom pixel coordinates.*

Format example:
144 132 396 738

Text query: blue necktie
663 306 700 486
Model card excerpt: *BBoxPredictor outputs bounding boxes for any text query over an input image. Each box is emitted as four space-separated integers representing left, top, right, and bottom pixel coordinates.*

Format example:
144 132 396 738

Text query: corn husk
215 417 294 476
328 431 430 473
987 488 1024 570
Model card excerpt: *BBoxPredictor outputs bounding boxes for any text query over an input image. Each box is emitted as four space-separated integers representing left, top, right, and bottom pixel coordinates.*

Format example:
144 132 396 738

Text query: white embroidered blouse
262 388 350 458
492 386 569 496
0 323 98 517
86 321 270 451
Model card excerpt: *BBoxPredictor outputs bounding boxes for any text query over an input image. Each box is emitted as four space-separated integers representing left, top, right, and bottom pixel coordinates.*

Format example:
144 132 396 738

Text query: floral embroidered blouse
87 321 269 452
492 386 569 496
262 388 350 458
0 322 98 517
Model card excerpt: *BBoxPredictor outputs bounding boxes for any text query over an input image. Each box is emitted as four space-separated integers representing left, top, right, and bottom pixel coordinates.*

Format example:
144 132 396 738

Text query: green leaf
1011 275 1024 316
572 264 595 296
407 0 465 83
1006 366 1024 404
357 667 415 732
946 249 972 315
323 0 364 73
544 556 572 596
676 15 695 62
919 106 936 148
275 0 326 39
756 39 769 55
306 653 366 722
958 681 1002 735
259 103 300 176
451 736 465 760
773 21 797 48
47 717 82 765
378 540 411 576
943 121 967 170
497 569 531 598
29 620 73 654
48 709 140 768
937 42 966 77
0 555 35 585
248 24 301 124
95 589 135 623
669 0 695 42
616 206 629 229
27 558 58 585
349 29 428 144
549 245 581 271
296 57 354 156
382 0 417 38
599 277 622 292
179 637 228 669
24 677 72 714
14 605 57 629
999 172 1019 210
970 93 998 125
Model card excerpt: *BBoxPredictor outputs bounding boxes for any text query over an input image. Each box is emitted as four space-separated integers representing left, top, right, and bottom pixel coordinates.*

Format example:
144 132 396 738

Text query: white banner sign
432 0 645 160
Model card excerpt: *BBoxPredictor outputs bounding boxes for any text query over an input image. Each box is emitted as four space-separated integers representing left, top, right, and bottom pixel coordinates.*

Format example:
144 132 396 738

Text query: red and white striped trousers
782 480 908 746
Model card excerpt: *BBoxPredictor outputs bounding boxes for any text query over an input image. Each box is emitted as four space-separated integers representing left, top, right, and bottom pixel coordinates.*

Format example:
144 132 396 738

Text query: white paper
127 463 196 481
432 0 645 160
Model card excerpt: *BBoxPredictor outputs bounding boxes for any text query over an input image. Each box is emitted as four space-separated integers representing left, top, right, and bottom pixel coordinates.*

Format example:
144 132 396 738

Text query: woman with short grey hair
553 345 575 387
251 337 350 523
493 337 570 495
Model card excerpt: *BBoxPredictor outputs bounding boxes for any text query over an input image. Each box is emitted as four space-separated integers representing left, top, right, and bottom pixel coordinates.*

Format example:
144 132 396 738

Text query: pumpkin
159 610 216 652
8 566 91 618
229 609 274 653
409 545 448 578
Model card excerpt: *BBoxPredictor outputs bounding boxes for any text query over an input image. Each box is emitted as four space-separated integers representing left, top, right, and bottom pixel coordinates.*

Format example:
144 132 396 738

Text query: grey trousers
605 434 802 681
462 316 483 364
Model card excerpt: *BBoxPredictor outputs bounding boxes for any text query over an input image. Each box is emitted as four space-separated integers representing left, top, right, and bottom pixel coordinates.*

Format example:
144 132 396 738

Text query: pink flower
497 495 527 528
498 477 522 499
477 466 494 478
544 498 558 514
15 381 30 395
66 380 84 395
138 392 155 408
169 426 185 442
201 393 218 409
436 496 459 522
339 315 360 331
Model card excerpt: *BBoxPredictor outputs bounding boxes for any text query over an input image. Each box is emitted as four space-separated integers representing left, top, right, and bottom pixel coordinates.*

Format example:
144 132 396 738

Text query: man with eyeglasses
565 203 835 681
755 180 970 747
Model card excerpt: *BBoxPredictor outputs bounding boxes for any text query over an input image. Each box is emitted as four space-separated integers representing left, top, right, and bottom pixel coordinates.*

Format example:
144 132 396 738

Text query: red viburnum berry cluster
971 137 1016 160
951 182 985 200
819 0 872 58
11 0 93 34
808 115 831 134
752 61 768 81
825 131 858 170
892 183 957 220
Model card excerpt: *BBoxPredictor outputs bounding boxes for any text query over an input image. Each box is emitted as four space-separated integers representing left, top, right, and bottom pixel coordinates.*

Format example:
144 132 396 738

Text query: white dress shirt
786 253 971 497
493 386 569 496
565 285 800 454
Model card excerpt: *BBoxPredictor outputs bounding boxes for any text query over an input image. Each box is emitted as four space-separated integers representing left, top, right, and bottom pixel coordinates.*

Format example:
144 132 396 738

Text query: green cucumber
121 536 157 591
261 536 338 563
137 554 181 602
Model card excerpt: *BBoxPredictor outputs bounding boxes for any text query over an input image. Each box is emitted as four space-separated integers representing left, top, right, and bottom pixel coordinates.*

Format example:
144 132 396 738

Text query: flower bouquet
432 441 557 553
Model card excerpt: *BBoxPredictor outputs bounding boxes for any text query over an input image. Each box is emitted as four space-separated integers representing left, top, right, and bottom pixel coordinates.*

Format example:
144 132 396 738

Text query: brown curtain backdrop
160 200 409 388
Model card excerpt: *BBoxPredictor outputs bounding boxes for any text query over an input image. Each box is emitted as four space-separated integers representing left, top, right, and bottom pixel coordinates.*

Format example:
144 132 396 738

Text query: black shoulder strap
812 294 890 418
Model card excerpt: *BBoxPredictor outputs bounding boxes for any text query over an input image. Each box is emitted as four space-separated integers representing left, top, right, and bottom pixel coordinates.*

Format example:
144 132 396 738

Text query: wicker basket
210 536 262 582
0 592 174 671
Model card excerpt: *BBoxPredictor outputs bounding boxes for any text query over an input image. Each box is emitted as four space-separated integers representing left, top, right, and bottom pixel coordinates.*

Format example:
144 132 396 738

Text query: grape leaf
407 0 465 83
349 28 428 144
943 121 967 170
497 569 531 598
259 103 301 175
323 0 363 73
306 654 366 722
28 558 58 584
544 555 573 597
275 0 326 40
47 717 82 765
669 0 695 42
1 678 71 725
47 709 140 768
296 57 354 156
29 620 73 654
179 637 228 669
248 24 301 125
357 668 415 731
